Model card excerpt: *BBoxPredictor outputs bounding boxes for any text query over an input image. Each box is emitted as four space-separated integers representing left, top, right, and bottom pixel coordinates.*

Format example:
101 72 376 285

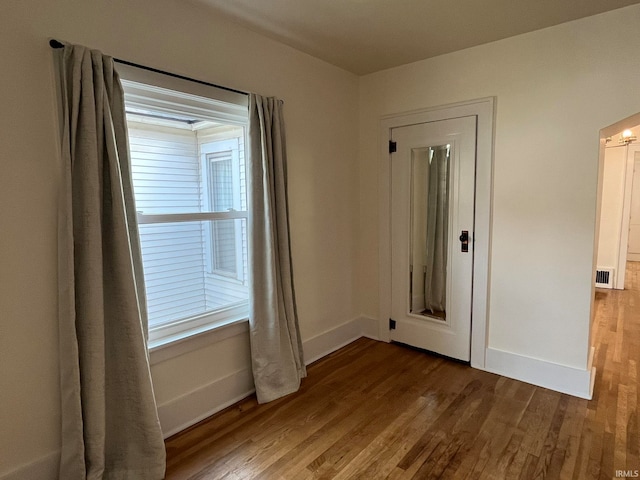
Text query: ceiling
193 0 640 75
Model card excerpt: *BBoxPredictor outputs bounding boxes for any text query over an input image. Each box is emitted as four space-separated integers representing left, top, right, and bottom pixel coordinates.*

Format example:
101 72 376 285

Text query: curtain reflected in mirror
410 145 450 320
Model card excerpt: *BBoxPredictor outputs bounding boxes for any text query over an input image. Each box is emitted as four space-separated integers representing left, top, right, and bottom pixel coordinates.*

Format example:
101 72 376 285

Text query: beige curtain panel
248 94 306 404
55 44 165 479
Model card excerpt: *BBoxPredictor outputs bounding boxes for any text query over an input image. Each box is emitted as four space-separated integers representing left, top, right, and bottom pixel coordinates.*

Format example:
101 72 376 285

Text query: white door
628 154 640 262
390 116 476 361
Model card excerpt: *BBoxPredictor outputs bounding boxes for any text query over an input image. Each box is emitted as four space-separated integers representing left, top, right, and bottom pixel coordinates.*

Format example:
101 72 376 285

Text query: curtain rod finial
49 39 65 49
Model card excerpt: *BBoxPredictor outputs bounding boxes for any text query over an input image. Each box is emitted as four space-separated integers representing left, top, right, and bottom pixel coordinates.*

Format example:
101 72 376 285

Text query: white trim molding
378 97 495 369
485 346 595 400
303 316 378 365
615 143 640 289
157 368 255 438
149 317 249 365
359 316 380 341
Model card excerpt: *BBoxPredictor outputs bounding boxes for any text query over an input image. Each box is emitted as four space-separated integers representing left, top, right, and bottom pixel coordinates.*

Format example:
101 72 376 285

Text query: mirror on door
410 144 451 321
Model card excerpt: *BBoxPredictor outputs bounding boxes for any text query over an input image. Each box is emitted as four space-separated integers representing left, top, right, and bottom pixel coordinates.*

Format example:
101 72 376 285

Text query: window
201 138 246 281
119 67 249 348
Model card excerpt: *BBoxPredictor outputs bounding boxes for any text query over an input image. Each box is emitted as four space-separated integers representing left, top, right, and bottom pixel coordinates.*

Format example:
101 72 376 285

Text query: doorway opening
592 112 640 359
596 114 640 292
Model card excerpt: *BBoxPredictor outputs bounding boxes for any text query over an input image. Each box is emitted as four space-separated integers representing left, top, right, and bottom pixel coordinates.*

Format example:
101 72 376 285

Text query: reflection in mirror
410 144 450 321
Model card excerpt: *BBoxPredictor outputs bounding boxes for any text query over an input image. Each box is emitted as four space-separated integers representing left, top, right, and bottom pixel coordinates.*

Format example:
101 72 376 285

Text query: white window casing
119 63 249 349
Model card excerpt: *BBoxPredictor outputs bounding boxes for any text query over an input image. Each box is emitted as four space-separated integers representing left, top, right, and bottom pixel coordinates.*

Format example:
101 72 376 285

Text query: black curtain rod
49 39 249 97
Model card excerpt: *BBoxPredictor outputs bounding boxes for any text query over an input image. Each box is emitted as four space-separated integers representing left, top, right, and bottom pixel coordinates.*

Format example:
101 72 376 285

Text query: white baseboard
0 451 58 480
157 367 255 438
359 315 380 341
303 316 367 365
484 347 595 399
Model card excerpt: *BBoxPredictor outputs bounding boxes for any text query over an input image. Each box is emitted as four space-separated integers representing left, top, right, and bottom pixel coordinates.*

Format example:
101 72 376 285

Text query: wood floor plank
531 394 569 478
330 396 429 480
346 388 456 479
164 262 640 480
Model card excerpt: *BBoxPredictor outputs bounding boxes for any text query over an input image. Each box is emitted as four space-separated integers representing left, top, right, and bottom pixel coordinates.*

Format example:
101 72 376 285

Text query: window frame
200 138 245 280
117 63 250 350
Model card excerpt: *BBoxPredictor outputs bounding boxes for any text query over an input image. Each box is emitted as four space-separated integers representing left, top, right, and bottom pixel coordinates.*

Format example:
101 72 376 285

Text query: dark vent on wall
595 268 614 288
596 270 609 284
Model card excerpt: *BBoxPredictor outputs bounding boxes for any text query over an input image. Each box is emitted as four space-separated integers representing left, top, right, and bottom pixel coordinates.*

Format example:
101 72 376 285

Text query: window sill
148 316 249 365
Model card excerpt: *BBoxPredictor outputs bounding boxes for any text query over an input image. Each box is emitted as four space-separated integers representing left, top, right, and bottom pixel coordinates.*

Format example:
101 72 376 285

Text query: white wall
0 0 359 476
358 5 640 371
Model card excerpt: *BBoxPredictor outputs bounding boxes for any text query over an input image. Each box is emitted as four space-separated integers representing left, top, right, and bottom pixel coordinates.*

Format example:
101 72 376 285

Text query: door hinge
389 141 397 154
389 318 397 330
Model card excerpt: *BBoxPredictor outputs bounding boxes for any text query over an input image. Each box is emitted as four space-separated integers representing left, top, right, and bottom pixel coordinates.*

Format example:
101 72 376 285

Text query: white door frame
616 143 640 289
378 97 495 369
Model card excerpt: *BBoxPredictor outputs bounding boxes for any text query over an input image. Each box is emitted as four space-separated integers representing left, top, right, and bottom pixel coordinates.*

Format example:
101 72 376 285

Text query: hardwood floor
164 263 640 479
